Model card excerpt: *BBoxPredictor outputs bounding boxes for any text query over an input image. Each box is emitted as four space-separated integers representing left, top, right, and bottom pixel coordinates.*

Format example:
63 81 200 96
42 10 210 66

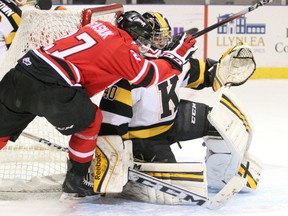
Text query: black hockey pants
0 65 95 141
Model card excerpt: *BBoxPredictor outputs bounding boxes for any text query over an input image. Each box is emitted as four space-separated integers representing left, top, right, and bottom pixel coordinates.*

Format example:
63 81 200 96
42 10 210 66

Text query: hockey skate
60 169 100 201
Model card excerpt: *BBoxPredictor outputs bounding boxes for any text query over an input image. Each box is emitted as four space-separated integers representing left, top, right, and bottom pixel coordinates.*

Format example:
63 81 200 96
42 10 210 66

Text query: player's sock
0 136 9 150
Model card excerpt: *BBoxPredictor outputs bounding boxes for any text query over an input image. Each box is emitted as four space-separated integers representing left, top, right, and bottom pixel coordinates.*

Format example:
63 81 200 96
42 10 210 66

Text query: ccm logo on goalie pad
129 169 206 205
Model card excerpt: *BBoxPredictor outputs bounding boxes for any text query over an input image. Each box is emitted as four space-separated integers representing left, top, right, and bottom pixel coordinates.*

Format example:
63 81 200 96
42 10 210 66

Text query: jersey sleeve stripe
136 66 155 87
185 59 206 89
129 60 160 87
50 55 76 82
123 123 174 139
100 99 132 118
101 111 131 126
33 50 82 87
149 61 159 86
11 13 21 26
68 146 95 159
129 59 149 84
70 62 81 83
5 32 16 47
113 87 132 106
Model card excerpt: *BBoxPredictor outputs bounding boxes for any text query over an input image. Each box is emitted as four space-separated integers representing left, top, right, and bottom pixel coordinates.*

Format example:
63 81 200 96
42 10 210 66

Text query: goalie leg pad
205 86 255 190
206 148 263 191
93 135 133 193
238 152 263 191
205 138 236 189
121 162 208 204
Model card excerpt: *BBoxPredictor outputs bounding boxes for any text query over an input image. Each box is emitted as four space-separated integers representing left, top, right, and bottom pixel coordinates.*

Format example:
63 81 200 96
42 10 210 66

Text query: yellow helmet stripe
151 12 169 37
151 12 168 29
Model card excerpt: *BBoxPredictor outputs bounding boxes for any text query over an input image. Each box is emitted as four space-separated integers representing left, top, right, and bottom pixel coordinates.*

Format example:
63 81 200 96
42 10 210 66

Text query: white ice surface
1 79 288 215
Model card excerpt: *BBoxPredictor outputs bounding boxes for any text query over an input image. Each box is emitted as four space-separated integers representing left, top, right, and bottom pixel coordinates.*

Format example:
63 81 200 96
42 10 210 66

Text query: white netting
0 117 69 192
0 4 123 77
0 4 124 193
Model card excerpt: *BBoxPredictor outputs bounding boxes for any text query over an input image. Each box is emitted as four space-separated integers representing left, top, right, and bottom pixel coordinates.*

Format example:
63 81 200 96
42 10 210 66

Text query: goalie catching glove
159 33 197 71
212 42 256 91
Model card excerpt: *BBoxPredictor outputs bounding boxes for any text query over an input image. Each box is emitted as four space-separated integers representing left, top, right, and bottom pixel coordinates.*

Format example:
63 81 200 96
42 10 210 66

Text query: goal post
81 3 124 26
0 4 124 193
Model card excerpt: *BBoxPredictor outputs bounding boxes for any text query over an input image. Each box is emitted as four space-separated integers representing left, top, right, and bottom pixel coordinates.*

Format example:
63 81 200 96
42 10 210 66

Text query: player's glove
143 48 162 59
159 33 197 71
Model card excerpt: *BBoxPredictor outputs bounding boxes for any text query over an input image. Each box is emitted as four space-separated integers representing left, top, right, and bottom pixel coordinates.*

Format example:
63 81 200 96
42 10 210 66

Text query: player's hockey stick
21 132 69 153
191 0 272 39
185 28 198 35
22 0 52 10
21 132 247 209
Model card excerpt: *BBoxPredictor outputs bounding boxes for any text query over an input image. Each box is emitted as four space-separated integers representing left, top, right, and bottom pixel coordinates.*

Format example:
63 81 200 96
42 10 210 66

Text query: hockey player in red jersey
0 11 197 197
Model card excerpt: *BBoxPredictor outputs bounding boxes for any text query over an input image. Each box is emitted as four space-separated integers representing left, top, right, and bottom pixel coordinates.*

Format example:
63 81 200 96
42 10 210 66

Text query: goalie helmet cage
0 4 124 193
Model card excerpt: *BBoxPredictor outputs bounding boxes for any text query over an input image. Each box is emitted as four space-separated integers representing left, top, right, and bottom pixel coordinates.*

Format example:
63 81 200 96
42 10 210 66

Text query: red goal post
0 4 124 193
81 3 124 26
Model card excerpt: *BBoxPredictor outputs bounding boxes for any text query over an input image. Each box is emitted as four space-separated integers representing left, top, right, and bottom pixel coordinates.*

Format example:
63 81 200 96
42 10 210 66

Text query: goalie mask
142 11 172 50
117 11 153 54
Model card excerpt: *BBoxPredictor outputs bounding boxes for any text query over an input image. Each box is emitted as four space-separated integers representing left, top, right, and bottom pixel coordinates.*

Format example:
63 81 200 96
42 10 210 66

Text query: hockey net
0 4 124 193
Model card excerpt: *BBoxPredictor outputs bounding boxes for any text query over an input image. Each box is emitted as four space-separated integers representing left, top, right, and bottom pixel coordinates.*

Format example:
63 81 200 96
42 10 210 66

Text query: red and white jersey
19 20 179 98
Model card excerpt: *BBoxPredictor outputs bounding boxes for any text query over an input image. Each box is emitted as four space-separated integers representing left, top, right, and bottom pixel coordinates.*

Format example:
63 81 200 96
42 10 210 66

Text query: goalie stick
128 168 248 210
20 132 248 209
191 0 272 39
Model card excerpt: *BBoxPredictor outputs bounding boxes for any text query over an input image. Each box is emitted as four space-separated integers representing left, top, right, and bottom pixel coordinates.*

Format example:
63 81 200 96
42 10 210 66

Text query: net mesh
0 4 123 77
0 4 123 192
